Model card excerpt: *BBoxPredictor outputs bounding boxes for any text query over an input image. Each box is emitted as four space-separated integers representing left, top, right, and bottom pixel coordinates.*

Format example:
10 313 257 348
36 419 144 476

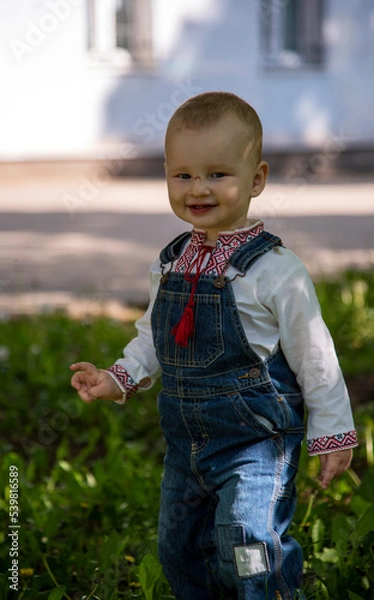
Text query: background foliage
0 270 373 599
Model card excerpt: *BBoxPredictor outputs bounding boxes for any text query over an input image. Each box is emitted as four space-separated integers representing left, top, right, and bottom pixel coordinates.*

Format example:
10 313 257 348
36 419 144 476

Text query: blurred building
1 0 374 165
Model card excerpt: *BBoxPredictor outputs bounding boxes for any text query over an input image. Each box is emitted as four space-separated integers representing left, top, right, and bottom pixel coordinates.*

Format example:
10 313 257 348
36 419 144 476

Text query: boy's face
164 114 268 244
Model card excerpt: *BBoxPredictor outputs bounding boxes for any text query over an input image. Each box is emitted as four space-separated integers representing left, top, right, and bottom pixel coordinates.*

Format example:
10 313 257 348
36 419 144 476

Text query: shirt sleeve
106 260 162 404
266 254 358 455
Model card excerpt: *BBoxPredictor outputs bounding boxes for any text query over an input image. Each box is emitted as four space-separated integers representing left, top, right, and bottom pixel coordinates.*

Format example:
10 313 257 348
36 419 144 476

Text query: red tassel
171 303 195 347
171 244 212 347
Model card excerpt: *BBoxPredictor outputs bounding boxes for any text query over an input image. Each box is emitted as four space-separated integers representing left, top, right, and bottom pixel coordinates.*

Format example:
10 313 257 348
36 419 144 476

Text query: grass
0 269 373 599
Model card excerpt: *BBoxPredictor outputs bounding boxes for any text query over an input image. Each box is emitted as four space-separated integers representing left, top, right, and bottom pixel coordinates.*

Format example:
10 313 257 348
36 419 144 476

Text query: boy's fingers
76 384 114 403
318 454 335 489
70 362 121 402
319 450 352 489
70 373 90 390
77 389 97 403
70 361 97 374
72 379 102 402
319 466 335 489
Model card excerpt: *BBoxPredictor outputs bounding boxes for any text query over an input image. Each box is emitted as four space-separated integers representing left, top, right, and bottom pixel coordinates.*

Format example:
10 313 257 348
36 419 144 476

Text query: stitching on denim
229 231 282 272
154 287 225 367
159 231 192 264
267 437 294 598
225 282 265 359
228 392 283 437
198 495 219 594
217 524 245 563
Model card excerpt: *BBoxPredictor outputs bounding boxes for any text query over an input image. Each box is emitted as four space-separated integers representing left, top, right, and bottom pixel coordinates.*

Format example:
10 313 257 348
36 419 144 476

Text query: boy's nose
190 176 210 197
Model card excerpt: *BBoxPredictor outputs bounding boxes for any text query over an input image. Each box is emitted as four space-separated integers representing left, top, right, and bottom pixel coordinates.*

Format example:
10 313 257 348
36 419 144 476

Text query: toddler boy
71 92 357 599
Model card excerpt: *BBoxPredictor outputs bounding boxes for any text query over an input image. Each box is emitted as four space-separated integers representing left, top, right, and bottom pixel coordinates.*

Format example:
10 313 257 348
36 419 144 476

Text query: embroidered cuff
307 430 358 456
106 364 139 404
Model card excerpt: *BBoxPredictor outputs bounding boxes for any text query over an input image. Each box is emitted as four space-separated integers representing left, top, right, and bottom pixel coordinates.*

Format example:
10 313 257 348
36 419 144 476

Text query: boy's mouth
189 204 216 214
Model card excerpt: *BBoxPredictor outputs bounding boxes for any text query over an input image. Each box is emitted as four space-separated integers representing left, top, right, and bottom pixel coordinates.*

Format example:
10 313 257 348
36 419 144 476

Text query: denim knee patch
233 542 270 578
217 525 270 578
217 524 245 562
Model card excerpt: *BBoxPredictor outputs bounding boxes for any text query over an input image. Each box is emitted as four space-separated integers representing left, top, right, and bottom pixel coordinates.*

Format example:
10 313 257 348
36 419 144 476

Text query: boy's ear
251 161 268 198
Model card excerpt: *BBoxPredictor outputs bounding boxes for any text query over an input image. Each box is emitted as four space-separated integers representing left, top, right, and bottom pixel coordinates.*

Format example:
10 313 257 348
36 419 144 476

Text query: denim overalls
151 231 305 600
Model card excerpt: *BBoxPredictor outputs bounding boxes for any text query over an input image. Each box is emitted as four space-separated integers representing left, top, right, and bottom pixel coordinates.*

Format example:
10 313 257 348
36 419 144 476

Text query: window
87 0 153 68
116 0 133 51
260 0 324 68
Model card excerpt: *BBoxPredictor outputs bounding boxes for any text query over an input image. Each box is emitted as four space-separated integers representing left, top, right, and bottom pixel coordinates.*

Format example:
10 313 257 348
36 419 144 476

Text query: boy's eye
211 172 226 179
177 174 191 179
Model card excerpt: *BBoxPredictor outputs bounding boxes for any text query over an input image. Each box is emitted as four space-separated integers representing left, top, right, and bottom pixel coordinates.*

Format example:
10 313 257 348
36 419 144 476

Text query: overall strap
159 231 192 264
229 230 283 273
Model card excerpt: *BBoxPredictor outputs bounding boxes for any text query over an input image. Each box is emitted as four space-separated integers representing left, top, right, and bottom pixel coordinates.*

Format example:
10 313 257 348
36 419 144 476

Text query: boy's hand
318 449 353 489
70 362 122 403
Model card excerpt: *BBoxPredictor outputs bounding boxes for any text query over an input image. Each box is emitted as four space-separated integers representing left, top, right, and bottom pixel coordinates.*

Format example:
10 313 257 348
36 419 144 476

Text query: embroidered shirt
106 219 357 456
175 222 264 276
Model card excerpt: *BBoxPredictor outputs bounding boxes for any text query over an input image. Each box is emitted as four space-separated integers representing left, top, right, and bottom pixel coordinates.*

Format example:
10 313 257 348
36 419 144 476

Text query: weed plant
0 270 373 599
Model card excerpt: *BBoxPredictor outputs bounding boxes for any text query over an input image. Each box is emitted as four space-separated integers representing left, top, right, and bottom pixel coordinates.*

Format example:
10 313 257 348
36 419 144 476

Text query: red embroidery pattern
175 224 264 276
307 430 358 456
106 364 138 399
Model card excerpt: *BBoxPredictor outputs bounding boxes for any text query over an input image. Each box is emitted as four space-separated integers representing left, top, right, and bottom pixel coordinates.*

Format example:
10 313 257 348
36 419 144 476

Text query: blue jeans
152 232 305 599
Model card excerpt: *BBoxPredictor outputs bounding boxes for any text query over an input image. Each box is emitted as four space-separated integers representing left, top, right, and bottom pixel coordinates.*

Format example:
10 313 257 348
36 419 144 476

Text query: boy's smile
188 205 216 214
164 114 268 245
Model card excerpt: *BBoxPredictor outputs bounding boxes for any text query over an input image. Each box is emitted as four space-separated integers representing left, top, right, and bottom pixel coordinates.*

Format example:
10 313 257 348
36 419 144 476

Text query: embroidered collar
191 220 264 249
175 220 265 279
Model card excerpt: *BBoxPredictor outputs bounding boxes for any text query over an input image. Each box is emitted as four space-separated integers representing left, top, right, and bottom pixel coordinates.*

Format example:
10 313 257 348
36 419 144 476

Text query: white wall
1 0 373 160
1 1 100 158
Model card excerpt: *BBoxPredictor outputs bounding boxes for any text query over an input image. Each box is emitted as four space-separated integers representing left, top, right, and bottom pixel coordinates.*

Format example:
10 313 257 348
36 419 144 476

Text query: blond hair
165 91 263 162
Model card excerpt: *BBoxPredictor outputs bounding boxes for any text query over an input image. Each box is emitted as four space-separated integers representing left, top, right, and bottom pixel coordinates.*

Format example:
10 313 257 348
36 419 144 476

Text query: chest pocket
152 289 224 368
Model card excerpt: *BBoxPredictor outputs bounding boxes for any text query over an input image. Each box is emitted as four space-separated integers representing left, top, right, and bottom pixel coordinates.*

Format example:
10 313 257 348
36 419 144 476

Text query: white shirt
108 221 357 456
